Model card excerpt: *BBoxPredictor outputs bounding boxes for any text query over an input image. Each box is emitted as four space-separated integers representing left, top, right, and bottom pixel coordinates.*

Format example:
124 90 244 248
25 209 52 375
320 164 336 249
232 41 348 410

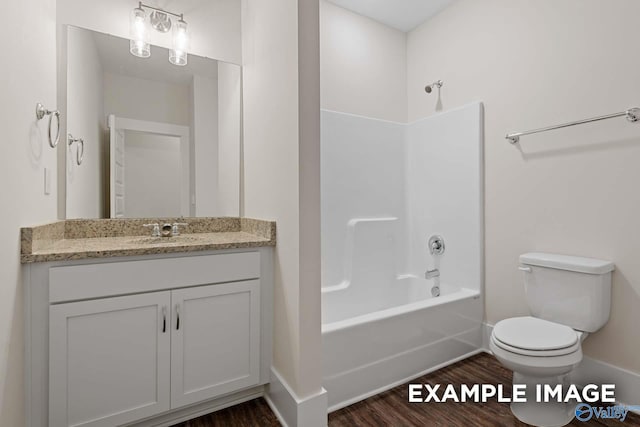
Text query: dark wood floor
172 353 640 427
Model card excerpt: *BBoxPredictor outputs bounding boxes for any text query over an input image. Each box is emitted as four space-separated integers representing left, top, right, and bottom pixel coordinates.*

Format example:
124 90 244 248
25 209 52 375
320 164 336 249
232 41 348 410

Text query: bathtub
322 277 483 411
320 103 484 411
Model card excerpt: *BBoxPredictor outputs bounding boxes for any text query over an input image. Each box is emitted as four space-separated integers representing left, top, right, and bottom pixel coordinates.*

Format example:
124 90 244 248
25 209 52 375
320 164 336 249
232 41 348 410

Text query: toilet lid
493 317 578 351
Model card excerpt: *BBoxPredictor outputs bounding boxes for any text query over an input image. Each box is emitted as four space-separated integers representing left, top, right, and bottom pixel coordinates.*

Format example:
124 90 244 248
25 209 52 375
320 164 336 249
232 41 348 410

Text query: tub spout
425 269 440 279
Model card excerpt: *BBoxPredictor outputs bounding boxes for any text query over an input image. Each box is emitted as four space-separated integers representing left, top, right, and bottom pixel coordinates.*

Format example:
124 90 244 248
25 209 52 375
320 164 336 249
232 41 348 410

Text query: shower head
425 80 443 94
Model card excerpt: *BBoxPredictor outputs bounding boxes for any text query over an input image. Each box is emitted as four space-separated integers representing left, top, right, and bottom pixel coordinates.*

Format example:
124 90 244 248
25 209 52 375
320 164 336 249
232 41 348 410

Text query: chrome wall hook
67 134 85 166
36 103 61 148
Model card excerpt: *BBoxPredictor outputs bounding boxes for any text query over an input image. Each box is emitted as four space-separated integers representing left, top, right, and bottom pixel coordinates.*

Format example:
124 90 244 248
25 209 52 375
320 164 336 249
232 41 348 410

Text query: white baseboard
572 357 640 413
482 322 640 411
481 321 493 350
128 386 265 427
265 368 328 427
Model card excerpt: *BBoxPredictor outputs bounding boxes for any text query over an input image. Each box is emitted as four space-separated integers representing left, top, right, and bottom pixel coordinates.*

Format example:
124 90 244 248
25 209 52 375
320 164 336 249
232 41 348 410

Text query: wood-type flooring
173 353 640 427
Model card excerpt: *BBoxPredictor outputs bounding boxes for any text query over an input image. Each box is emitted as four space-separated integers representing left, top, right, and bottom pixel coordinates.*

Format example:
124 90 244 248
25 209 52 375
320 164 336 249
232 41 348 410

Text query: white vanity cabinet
170 281 261 408
25 249 273 427
49 292 172 427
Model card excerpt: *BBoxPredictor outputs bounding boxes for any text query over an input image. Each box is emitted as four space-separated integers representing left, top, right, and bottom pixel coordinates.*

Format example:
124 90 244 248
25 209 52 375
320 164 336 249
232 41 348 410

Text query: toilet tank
520 253 615 332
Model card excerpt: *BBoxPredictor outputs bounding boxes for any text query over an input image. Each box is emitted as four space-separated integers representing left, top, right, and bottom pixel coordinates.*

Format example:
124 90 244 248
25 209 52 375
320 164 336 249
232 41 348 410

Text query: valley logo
575 403 640 422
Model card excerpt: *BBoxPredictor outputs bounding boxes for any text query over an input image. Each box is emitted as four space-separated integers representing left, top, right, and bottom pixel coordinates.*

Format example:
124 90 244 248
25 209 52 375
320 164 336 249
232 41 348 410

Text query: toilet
490 252 614 427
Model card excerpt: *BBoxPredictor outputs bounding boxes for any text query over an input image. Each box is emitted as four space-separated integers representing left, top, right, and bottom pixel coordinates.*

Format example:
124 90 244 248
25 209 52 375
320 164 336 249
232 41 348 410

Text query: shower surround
321 102 484 410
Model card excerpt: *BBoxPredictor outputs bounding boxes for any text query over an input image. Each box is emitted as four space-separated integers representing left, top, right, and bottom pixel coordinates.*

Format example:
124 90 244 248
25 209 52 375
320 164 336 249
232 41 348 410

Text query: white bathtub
322 278 483 411
320 104 484 411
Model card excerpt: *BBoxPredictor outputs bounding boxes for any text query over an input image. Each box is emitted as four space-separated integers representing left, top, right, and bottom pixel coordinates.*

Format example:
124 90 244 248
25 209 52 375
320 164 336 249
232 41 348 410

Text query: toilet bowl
491 317 583 376
490 317 584 426
491 253 614 427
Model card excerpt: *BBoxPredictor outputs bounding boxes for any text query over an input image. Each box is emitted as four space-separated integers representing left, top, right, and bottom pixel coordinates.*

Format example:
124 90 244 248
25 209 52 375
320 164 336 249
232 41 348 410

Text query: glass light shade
169 19 189 66
130 7 150 58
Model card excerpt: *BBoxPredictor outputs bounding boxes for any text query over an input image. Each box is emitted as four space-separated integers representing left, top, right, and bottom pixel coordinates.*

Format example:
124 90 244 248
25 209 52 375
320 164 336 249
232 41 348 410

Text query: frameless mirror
63 26 241 218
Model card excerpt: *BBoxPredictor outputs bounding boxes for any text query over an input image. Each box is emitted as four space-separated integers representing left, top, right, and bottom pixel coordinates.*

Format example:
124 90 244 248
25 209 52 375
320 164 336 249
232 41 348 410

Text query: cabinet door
49 292 171 427
171 280 261 408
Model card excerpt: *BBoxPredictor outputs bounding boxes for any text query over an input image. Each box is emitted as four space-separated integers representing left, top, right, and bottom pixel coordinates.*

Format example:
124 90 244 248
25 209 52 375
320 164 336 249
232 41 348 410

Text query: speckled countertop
21 217 276 263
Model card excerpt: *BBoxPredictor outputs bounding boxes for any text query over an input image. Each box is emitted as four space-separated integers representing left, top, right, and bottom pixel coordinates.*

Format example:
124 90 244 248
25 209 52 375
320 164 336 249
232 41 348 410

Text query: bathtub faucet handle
428 235 445 255
425 269 440 279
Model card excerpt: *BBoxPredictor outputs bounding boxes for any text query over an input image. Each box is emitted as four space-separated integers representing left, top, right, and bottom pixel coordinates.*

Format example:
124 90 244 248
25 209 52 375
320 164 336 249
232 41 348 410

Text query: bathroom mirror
63 26 241 218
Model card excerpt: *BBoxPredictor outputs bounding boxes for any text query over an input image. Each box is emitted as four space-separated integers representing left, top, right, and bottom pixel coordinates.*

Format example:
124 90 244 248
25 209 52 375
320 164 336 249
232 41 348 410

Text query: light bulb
130 6 150 58
169 18 189 66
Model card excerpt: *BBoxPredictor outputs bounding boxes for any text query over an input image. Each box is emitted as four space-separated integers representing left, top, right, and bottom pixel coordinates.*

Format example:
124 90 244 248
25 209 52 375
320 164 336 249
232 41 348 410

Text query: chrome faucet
143 223 161 237
425 268 441 297
425 268 440 280
143 222 188 237
172 223 188 236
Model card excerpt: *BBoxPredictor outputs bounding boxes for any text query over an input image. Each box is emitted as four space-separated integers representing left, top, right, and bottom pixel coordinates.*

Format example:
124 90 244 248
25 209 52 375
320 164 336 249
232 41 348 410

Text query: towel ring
68 134 85 166
36 103 61 148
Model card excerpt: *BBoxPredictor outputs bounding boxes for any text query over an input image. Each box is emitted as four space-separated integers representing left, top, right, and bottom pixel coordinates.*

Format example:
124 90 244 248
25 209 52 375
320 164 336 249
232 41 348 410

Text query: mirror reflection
64 26 241 219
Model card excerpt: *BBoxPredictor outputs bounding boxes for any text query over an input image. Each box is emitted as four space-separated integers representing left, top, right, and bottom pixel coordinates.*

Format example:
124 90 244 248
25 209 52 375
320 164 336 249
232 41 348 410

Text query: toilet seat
492 337 580 357
490 336 583 374
492 317 580 357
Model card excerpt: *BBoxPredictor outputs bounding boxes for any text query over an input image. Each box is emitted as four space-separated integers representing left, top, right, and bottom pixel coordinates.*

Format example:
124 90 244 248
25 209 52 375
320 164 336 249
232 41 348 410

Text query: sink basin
131 235 203 245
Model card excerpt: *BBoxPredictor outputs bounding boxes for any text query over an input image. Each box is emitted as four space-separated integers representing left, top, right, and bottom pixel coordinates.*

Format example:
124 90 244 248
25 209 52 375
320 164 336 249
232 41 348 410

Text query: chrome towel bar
506 107 640 144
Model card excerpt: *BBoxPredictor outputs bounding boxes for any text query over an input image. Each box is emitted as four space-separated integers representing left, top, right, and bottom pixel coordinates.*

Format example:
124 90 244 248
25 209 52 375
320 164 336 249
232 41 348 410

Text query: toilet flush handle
518 266 532 273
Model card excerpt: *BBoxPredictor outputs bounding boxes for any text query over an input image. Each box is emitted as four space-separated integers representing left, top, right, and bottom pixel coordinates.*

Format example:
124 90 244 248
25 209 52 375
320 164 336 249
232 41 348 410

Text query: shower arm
425 80 443 94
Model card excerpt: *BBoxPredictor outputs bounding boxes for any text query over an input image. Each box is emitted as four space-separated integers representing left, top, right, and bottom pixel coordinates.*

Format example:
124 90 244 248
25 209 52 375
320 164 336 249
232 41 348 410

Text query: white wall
57 0 242 64
104 72 191 126
217 62 242 216
0 0 58 425
242 0 324 407
320 0 407 123
407 0 640 374
192 75 219 216
124 132 182 217
66 26 105 219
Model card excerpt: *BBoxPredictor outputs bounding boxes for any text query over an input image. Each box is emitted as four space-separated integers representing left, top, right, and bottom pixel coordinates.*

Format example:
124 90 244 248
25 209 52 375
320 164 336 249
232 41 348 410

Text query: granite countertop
21 217 276 263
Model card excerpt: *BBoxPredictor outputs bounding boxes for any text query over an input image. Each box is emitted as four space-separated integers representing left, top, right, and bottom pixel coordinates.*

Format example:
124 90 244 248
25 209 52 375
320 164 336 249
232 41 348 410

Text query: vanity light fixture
130 4 150 58
169 17 189 66
129 2 189 66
